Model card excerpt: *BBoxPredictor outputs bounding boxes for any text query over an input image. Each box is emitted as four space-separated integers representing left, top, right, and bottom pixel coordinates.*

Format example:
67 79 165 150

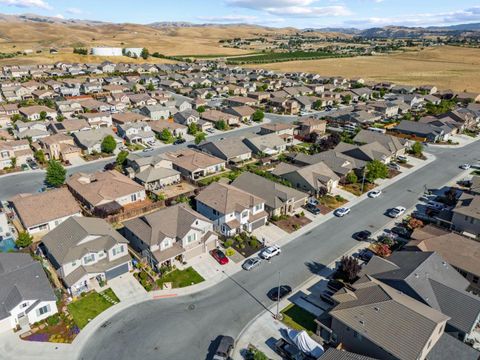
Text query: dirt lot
272 215 312 234
250 46 480 93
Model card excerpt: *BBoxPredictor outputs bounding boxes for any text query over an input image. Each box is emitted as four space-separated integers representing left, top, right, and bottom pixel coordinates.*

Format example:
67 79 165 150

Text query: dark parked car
390 226 412 239
274 338 303 360
212 335 234 360
27 159 39 170
352 230 372 241
267 285 292 301
358 249 375 262
104 162 116 171
173 138 186 145
305 203 320 215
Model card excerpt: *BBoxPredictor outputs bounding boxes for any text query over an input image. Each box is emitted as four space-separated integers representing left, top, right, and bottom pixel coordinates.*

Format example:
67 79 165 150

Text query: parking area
252 223 288 246
107 272 147 301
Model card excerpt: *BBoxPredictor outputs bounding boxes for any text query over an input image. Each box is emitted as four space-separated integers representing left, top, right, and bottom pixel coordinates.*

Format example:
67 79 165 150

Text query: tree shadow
305 261 327 275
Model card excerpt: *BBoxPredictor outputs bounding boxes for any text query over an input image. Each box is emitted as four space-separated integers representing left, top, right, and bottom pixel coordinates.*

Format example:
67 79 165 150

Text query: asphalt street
77 141 480 360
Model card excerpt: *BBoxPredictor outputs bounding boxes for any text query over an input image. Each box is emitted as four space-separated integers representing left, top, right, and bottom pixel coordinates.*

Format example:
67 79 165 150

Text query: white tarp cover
288 330 324 358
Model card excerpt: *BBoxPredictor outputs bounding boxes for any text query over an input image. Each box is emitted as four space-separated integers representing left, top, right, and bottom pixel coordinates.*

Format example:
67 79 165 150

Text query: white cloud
66 7 83 15
0 0 51 10
197 14 259 23
53 13 64 19
227 0 351 18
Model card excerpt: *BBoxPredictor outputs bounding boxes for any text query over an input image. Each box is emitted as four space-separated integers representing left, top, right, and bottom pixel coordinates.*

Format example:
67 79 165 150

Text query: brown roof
10 188 81 229
67 170 144 207
163 149 224 172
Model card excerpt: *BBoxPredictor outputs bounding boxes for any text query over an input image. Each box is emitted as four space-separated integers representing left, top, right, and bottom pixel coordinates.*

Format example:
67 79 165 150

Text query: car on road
388 206 406 218
305 203 321 215
267 285 292 301
173 138 186 145
210 249 229 265
212 335 234 360
260 245 281 260
334 207 351 217
352 230 372 242
242 257 262 271
460 163 471 170
368 189 382 198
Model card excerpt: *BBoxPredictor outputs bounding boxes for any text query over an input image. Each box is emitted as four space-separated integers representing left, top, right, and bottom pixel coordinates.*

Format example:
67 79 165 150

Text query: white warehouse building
91 47 123 56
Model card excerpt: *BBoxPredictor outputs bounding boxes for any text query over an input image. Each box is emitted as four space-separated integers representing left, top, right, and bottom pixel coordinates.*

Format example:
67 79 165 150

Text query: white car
334 207 351 217
460 164 471 170
396 155 408 162
368 190 382 198
259 245 281 260
388 206 406 218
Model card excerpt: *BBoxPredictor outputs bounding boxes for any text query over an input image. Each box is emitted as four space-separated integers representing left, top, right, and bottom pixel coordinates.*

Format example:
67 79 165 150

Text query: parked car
142 148 154 153
352 230 372 241
242 257 262 271
267 285 292 301
307 198 319 206
173 138 186 145
206 128 215 134
357 248 375 262
210 249 229 265
260 245 281 260
460 163 471 170
390 226 412 239
368 190 382 198
388 206 406 218
426 201 446 211
334 207 351 217
388 162 401 171
305 203 320 215
274 338 303 360
212 335 235 360
21 164 29 171
396 155 408 162
27 159 39 170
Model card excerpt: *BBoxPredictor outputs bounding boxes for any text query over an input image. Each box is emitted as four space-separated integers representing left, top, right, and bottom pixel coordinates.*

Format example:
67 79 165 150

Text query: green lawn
157 267 205 289
67 289 119 329
281 304 317 335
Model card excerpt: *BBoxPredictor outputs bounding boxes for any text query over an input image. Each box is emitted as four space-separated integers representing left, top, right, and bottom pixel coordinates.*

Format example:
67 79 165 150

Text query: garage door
105 263 129 280
251 218 266 231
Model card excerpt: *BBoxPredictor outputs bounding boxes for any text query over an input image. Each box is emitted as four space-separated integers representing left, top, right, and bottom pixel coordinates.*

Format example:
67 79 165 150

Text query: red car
210 249 229 265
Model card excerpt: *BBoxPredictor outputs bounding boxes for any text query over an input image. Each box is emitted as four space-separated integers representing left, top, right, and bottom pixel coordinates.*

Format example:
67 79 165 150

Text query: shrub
139 271 148 281
249 238 259 248
46 314 60 326
225 248 235 257
224 239 234 248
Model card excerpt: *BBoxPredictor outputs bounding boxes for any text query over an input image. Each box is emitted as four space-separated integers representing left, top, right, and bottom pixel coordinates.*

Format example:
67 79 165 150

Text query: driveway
108 272 146 301
252 223 288 246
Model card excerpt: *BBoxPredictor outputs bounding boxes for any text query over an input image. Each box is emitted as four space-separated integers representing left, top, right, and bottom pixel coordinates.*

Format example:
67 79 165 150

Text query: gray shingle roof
427 333 480 360
320 348 378 360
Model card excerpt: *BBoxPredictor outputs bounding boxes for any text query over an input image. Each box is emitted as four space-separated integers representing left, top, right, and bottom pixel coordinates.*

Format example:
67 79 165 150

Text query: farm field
250 46 480 93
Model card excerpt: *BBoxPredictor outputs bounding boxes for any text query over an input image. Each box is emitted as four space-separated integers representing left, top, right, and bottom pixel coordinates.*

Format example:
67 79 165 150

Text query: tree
16 231 33 248
312 100 323 110
146 83 155 91
101 135 117 154
311 132 341 153
45 160 66 188
194 132 206 145
158 128 174 143
140 48 149 60
215 120 227 130
197 106 206 113
338 256 361 283
116 150 129 166
365 160 389 183
410 141 423 156
56 114 65 122
187 123 198 135
34 149 46 164
252 109 265 123
342 94 352 104
39 111 47 120
345 171 358 184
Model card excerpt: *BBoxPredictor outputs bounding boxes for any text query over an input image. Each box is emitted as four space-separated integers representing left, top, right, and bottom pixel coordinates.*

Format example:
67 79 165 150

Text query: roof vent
414 273 419 278
374 307 380 312
359 320 365 326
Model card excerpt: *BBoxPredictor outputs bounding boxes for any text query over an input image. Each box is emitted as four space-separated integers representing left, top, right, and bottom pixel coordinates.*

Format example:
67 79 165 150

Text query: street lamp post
275 271 282 320
361 168 366 194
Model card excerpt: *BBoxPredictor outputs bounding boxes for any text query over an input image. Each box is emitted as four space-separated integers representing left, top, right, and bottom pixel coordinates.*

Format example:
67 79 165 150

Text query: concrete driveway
108 272 146 301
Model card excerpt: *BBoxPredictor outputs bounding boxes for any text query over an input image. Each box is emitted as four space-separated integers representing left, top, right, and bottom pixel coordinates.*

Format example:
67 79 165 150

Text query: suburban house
19 105 57 121
149 120 188 138
10 188 82 234
296 118 327 140
362 251 480 343
406 224 480 292
162 149 226 180
36 134 82 162
325 276 449 360
201 109 240 127
49 119 91 134
73 128 123 155
231 172 308 217
243 134 288 156
41 217 131 296
79 112 113 128
195 182 268 236
141 105 171 120
224 106 255 122
66 170 147 215
117 122 155 145
335 141 395 164
394 120 445 142
272 161 340 195
197 138 252 164
353 130 407 158
0 253 58 332
451 193 480 237
173 109 200 126
0 140 33 168
122 204 218 269
259 123 295 143
125 154 181 191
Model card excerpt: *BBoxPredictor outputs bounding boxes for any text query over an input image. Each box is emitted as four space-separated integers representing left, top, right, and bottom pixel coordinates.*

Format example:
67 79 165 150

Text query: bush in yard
366 160 389 183
139 271 148 281
159 128 174 143
252 109 265 122
194 132 206 145
378 235 394 247
101 135 117 154
115 150 129 166
45 159 66 187
407 218 424 230
16 231 33 248
249 238 259 248
338 256 361 283
346 171 358 184
46 314 60 326
246 348 269 360
215 120 228 130
376 244 391 258
224 239 234 248
225 248 235 257
410 141 423 156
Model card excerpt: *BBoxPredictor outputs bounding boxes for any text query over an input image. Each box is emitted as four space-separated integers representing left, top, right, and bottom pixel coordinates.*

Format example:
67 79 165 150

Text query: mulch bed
318 205 332 215
388 169 401 178
399 163 414 169
272 215 312 234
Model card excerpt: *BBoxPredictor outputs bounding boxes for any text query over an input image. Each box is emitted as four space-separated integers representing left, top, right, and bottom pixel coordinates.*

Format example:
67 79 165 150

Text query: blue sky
0 0 480 29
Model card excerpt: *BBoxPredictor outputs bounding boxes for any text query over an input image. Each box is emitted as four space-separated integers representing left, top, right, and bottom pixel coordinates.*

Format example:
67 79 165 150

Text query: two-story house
122 204 218 270
195 182 268 236
117 122 155 145
41 217 131 295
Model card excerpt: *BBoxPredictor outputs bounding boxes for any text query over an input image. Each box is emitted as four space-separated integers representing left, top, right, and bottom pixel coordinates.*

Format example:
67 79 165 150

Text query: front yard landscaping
22 312 80 344
318 194 348 210
271 213 311 233
67 289 120 329
341 183 376 196
156 267 204 289
281 304 317 335
224 232 262 258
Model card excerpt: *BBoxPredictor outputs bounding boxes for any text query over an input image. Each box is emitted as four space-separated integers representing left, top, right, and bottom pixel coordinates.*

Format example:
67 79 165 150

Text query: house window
71 261 77 267
473 276 479 284
254 204 262 212
112 246 124 256
36 304 51 316
458 269 467 277
84 254 95 264
213 209 219 216
242 211 248 219
131 194 137 202
187 233 196 244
